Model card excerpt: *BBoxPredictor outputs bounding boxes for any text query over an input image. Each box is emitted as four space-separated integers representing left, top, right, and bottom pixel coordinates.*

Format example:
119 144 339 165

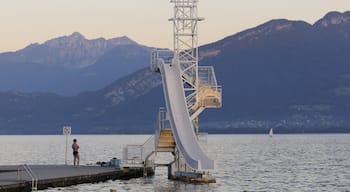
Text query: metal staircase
154 107 176 153
157 129 175 152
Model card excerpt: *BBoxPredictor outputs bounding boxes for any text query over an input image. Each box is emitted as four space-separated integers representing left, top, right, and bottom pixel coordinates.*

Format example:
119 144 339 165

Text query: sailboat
269 128 273 137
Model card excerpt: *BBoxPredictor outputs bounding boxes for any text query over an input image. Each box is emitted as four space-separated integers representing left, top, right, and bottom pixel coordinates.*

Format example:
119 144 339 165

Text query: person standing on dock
72 139 80 167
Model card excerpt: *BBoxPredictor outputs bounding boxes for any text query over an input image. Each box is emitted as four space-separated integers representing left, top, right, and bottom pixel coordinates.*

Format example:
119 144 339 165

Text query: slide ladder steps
157 129 175 152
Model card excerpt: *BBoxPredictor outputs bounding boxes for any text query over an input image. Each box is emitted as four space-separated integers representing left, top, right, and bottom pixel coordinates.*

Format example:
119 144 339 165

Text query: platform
0 165 148 192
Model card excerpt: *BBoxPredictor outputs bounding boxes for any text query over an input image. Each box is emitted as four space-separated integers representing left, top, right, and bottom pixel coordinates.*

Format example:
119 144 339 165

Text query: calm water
0 134 349 191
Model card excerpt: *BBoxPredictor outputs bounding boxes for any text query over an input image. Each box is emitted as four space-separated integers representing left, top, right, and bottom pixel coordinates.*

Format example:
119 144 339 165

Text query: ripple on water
0 134 350 191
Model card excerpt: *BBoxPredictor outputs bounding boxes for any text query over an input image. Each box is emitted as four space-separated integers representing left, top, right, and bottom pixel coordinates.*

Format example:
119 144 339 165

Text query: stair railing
17 164 38 192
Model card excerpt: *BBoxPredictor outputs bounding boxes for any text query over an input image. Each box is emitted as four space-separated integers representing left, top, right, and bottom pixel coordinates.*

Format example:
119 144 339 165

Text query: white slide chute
160 63 214 170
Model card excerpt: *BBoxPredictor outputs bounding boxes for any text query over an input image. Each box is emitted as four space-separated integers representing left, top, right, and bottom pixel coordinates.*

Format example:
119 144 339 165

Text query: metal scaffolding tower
170 0 204 134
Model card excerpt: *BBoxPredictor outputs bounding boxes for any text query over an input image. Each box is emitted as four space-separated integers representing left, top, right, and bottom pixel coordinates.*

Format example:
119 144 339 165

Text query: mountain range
0 32 151 95
1 11 350 134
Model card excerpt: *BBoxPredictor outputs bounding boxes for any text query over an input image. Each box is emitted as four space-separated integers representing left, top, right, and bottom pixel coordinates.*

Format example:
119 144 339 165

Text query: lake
0 134 349 191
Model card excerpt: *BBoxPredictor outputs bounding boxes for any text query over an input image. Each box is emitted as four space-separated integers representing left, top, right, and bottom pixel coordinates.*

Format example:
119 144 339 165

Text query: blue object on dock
110 158 121 168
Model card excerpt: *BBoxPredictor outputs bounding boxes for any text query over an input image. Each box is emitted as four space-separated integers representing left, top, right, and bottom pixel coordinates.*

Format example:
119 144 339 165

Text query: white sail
269 128 273 137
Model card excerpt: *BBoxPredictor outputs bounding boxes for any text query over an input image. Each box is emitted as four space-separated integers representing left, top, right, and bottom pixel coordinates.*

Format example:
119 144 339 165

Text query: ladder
17 164 38 192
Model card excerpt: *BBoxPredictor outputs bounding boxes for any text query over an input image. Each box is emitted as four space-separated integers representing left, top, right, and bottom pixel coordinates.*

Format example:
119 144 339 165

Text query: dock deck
0 165 147 192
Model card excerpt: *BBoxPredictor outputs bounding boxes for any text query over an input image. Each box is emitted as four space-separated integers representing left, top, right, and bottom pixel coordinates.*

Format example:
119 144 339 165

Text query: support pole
65 134 68 165
63 126 71 165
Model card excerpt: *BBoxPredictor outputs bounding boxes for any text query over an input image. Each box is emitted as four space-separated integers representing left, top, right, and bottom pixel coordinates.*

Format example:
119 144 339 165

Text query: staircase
157 129 175 152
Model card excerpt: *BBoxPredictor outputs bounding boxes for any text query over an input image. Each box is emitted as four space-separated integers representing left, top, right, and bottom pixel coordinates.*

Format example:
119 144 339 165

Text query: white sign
63 126 71 135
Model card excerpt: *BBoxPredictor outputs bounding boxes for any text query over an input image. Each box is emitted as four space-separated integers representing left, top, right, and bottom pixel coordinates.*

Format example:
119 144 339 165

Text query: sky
1 0 350 52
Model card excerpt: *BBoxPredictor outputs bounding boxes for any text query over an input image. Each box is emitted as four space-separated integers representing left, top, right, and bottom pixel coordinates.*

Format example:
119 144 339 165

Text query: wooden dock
0 165 150 192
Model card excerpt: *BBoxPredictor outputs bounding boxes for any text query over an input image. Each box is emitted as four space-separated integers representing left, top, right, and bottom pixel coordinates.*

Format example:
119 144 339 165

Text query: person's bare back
72 139 80 166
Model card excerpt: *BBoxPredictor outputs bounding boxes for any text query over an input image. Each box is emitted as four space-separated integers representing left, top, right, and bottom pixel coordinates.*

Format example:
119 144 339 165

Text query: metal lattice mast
148 0 220 180
170 0 204 110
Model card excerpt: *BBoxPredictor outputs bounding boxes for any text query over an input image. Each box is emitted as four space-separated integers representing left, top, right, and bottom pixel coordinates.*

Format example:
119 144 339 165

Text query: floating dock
0 165 151 192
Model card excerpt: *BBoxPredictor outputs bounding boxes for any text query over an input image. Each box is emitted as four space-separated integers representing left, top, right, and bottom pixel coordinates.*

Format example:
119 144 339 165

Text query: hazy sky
1 0 350 52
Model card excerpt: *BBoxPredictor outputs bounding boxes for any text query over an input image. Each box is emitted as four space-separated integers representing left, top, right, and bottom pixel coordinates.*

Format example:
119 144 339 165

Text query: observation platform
0 165 151 192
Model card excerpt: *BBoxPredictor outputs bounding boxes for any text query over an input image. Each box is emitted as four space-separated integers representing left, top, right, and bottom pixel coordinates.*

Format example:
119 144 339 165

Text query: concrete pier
0 165 151 192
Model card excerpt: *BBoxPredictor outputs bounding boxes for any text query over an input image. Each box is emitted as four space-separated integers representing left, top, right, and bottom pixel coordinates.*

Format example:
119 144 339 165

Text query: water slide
159 62 215 170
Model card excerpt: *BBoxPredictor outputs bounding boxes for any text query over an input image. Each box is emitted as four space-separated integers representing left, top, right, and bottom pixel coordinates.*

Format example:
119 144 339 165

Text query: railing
157 50 174 64
156 108 167 132
122 135 155 166
155 107 172 152
151 49 197 86
188 85 222 117
153 52 219 90
142 135 155 161
151 49 174 72
186 66 222 118
155 107 167 149
122 145 144 166
17 164 38 192
198 66 218 89
156 108 169 132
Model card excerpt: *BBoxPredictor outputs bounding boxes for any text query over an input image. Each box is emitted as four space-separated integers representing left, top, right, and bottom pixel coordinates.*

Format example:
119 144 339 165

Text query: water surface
0 134 349 191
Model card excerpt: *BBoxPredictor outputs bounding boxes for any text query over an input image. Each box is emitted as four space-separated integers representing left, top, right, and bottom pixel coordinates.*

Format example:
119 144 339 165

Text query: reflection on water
0 134 349 191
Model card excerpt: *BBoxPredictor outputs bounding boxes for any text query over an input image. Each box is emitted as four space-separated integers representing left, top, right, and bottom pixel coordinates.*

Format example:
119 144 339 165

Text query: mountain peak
70 32 85 39
12 32 143 70
314 11 350 27
109 36 138 46
44 32 86 48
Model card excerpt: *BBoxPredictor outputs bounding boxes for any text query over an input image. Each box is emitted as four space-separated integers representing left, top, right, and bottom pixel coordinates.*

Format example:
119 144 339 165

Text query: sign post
63 126 71 165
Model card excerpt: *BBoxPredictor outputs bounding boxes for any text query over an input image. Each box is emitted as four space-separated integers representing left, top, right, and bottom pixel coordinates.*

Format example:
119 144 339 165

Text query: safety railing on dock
122 145 144 167
17 164 38 192
122 135 155 168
